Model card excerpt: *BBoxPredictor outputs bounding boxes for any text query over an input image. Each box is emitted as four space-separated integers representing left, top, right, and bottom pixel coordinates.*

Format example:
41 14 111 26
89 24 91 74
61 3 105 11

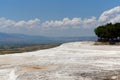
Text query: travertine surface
0 41 120 80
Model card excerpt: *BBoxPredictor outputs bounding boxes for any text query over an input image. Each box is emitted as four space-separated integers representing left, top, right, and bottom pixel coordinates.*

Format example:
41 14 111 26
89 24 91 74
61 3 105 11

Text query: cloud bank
0 6 120 36
99 6 120 24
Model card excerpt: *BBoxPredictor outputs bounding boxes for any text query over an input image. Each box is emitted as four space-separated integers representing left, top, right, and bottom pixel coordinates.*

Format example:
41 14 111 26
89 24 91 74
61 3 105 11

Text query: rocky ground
0 41 120 80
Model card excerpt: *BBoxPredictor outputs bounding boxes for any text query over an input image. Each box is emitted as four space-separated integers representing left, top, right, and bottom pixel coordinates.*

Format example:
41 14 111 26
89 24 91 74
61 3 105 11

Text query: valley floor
0 44 60 55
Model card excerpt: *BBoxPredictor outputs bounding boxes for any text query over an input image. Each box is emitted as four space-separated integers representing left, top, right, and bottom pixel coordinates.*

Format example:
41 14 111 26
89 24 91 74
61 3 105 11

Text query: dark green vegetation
94 23 120 43
0 44 60 55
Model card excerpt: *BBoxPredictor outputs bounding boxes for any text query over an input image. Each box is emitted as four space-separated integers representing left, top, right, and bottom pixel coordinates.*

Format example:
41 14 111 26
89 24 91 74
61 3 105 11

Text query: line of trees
94 23 120 42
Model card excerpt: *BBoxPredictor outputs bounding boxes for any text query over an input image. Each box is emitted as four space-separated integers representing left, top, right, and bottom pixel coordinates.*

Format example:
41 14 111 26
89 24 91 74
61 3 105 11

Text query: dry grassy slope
0 44 60 55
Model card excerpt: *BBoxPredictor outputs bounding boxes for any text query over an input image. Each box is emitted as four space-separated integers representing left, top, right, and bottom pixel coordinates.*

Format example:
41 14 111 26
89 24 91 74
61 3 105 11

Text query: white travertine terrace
0 41 120 80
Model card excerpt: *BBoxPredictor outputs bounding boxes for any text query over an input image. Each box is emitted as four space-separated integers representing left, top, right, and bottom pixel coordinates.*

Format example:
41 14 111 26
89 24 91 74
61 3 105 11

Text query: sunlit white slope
0 41 120 80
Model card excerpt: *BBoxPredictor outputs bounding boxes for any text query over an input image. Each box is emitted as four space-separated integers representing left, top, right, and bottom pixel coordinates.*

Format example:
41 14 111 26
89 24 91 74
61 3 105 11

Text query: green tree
94 23 120 42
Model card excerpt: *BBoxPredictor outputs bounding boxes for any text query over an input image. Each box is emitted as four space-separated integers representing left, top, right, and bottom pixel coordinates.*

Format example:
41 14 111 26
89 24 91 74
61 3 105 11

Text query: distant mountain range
0 32 97 45
0 32 53 45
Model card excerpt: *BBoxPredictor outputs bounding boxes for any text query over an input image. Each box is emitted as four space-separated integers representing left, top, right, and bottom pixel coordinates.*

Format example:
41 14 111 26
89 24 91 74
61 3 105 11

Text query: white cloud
99 6 120 24
15 21 26 27
42 18 82 28
81 17 97 28
15 18 40 29
0 6 120 36
0 18 41 34
0 17 15 28
42 17 97 29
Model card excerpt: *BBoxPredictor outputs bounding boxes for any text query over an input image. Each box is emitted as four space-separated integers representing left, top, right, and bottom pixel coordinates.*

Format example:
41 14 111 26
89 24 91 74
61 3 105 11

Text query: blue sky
0 0 120 37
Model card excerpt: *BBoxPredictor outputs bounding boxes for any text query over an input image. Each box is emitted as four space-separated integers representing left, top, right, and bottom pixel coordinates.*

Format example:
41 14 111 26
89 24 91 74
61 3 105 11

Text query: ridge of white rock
0 41 120 80
0 68 17 80
8 69 17 80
